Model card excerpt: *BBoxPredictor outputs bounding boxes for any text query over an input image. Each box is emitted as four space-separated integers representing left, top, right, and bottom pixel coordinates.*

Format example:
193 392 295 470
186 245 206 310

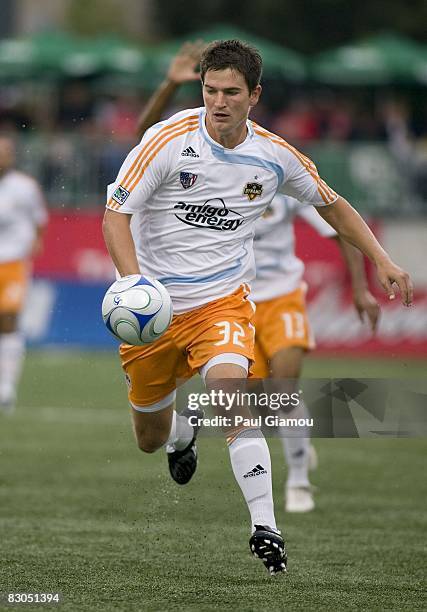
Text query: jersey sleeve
296 202 337 237
278 145 338 207
106 125 171 214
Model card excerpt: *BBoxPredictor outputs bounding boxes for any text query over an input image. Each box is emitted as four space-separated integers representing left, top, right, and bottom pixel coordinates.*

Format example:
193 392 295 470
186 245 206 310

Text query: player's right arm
102 210 140 276
136 41 204 139
102 120 171 276
103 111 185 275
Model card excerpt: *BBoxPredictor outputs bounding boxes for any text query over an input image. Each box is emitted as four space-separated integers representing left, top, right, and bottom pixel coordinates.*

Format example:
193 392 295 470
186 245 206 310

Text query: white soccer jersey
106 107 338 314
251 195 337 302
0 170 47 263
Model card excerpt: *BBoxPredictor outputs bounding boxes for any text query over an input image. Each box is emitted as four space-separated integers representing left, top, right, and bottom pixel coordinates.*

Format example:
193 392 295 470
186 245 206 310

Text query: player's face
203 68 261 147
0 138 15 175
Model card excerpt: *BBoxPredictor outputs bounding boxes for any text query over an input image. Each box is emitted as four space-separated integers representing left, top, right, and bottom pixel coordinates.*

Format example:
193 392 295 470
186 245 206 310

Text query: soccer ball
102 274 173 345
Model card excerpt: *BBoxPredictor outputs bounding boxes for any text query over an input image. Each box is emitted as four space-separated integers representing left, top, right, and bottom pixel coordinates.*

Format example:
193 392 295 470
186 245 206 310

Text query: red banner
34 211 114 282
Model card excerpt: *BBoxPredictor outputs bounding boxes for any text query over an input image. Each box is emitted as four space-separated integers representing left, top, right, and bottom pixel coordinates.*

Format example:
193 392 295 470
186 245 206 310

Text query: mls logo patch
180 171 198 189
243 182 263 201
112 185 130 206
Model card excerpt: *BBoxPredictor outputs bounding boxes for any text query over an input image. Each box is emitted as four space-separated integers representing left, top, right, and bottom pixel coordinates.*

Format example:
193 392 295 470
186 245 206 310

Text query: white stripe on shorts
131 389 177 413
199 353 249 380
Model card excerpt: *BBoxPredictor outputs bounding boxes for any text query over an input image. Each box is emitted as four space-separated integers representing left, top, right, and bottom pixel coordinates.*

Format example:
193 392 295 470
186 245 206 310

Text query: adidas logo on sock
181 146 199 157
243 464 267 478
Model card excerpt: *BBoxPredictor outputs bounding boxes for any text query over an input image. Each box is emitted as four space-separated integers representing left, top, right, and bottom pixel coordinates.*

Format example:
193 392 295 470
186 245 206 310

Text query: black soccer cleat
167 407 203 485
249 525 287 576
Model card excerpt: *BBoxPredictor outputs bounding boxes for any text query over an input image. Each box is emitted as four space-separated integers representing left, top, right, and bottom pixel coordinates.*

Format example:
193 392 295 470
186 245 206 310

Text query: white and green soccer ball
102 274 173 345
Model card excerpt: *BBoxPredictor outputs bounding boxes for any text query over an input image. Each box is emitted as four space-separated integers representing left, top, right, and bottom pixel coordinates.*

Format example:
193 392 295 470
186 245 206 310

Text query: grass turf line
0 351 426 611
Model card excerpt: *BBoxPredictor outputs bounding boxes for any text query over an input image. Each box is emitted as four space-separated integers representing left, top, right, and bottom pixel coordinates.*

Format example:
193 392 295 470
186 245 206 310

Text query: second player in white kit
251 194 379 512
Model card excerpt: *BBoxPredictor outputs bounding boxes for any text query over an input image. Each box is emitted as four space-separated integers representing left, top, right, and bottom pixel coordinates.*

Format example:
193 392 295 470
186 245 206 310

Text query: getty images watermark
186 388 313 429
176 378 427 438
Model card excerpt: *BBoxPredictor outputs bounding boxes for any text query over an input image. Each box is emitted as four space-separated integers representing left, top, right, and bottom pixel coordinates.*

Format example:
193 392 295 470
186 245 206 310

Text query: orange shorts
252 285 314 378
120 285 255 408
0 260 29 314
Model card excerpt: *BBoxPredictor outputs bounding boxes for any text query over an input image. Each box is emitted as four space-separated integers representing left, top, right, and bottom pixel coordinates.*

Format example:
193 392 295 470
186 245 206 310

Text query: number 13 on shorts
281 312 306 339
214 321 254 347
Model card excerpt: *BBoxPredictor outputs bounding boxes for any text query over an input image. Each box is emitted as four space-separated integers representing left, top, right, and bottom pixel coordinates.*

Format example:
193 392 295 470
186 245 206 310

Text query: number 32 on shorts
214 321 253 347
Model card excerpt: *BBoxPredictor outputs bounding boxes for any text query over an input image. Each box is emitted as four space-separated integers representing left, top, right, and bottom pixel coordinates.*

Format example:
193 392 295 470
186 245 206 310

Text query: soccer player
135 42 381 514
251 195 380 512
103 40 412 575
0 136 48 414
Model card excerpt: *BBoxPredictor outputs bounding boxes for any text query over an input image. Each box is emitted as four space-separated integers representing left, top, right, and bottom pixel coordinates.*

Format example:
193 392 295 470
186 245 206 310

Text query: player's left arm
334 237 380 331
30 224 45 257
317 196 413 306
296 201 380 329
28 179 48 258
136 41 205 139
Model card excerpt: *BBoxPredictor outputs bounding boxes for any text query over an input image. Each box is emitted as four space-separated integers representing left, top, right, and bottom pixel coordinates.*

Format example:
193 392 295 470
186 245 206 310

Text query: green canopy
0 32 77 80
0 32 152 81
60 36 152 78
311 33 427 85
152 24 307 82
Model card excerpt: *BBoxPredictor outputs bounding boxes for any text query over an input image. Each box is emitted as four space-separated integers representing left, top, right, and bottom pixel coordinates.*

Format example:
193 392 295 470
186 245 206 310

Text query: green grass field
1 352 426 611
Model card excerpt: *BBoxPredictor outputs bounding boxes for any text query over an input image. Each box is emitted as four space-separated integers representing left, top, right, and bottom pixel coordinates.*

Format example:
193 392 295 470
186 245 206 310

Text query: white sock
279 400 311 488
228 429 277 532
0 332 25 403
165 410 194 452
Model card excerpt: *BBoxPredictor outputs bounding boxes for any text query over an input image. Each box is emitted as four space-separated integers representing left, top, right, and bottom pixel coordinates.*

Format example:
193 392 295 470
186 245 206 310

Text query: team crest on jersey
112 185 130 206
243 182 263 201
180 171 198 189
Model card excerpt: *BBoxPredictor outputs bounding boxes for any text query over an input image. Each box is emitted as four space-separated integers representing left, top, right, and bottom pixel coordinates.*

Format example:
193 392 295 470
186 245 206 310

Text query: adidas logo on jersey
243 464 267 478
181 146 199 158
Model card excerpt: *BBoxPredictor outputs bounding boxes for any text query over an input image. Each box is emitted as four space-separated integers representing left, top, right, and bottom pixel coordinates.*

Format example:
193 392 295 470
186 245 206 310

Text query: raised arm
317 196 413 306
136 41 205 139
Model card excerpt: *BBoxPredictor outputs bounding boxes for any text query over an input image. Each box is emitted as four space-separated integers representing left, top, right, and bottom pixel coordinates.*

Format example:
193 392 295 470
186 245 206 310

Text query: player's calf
167 406 204 485
131 403 174 453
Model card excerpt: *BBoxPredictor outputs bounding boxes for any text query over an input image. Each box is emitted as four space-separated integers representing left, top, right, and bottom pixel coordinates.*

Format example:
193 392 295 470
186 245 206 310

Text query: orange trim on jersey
107 122 199 210
253 126 337 205
126 122 198 193
256 127 337 204
121 114 198 187
254 127 336 204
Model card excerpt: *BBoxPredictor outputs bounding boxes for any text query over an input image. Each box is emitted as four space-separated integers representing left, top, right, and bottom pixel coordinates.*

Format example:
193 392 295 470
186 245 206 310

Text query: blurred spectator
271 98 320 144
95 94 140 141
58 81 94 129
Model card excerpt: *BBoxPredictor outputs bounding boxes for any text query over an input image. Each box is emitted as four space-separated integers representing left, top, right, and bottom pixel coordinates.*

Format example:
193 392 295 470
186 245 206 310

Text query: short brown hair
200 39 262 93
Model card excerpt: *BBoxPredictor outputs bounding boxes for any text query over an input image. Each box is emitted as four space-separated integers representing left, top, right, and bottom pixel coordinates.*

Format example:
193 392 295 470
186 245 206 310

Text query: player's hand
167 40 206 84
353 288 380 333
375 258 413 306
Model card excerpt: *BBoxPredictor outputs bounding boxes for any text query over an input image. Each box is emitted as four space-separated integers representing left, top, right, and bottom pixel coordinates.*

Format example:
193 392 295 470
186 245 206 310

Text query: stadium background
1 2 426 610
